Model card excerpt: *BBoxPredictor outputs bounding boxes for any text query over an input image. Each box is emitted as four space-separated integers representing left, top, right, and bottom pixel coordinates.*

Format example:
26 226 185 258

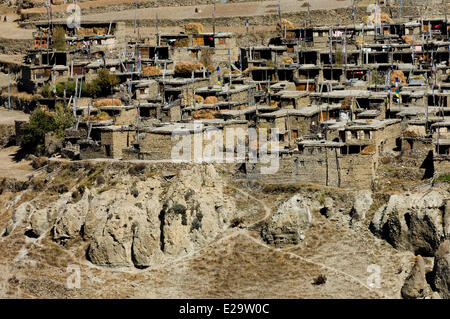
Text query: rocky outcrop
3 164 237 268
370 191 447 256
350 190 373 222
261 195 314 247
432 240 450 299
401 255 427 299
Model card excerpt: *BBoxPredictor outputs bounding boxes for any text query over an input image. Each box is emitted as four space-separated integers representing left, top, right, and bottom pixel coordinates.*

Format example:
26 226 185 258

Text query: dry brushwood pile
174 62 204 74
185 23 204 35
402 35 416 45
360 144 376 155
142 66 162 76
341 97 352 110
364 13 393 24
182 93 205 105
93 99 122 108
192 109 217 120
390 70 406 85
276 18 294 31
243 66 258 75
204 96 219 105
281 57 294 65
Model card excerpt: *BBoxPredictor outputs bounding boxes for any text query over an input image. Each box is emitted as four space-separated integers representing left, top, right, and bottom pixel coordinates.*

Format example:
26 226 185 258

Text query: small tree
40 83 54 98
53 102 74 138
21 109 57 153
53 26 67 51
88 69 119 98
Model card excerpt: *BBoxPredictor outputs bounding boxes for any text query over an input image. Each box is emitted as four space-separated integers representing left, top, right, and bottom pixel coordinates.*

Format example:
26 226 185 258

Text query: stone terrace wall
247 149 377 189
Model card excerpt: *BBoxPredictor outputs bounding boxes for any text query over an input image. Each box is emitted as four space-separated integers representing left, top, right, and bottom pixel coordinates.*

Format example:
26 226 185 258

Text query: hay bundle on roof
401 35 416 45
276 18 294 31
404 130 419 138
142 65 162 76
360 145 376 155
174 61 204 74
390 70 406 85
182 93 205 105
380 13 393 24
364 12 393 25
242 66 258 75
193 109 217 120
341 97 352 110
96 111 113 121
185 23 204 35
194 95 204 104
281 57 294 64
204 96 219 105
93 98 122 108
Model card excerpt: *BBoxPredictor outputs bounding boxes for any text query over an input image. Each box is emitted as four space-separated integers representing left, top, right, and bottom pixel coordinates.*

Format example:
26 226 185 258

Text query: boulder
351 190 373 221
52 191 91 242
262 195 313 247
44 132 63 156
432 240 450 298
444 200 450 238
370 191 446 256
401 255 426 299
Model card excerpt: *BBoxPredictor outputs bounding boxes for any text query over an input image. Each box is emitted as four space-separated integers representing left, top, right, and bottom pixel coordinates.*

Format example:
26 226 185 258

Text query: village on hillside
0 0 449 189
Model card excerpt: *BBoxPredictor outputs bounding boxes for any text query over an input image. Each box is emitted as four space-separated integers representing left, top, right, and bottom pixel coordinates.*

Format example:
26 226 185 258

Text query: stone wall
247 149 377 189
101 130 134 158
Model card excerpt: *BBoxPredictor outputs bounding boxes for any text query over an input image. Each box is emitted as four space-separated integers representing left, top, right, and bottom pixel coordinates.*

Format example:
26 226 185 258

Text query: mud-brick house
400 119 434 159
97 105 138 125
247 138 378 188
159 78 209 104
257 107 321 143
295 138 378 188
125 123 207 161
211 33 239 64
431 120 450 175
194 84 253 104
135 80 159 101
297 65 320 84
326 119 402 163
138 45 170 61
240 46 287 69
138 103 161 122
311 90 388 117
99 125 136 158
278 91 310 109
249 66 296 82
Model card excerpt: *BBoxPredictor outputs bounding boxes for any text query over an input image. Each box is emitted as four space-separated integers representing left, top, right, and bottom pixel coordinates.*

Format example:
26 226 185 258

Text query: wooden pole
212 2 216 39
7 68 11 110
134 0 138 34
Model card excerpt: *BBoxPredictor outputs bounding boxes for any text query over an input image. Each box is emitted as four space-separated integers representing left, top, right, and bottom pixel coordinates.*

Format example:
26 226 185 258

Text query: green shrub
87 69 119 98
190 211 203 231
40 83 54 98
21 109 57 153
436 174 450 182
171 203 187 225
53 102 74 138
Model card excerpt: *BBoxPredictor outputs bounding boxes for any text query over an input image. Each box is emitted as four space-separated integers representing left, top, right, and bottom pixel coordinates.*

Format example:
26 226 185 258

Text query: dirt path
0 13 34 40
0 146 33 181
0 108 29 125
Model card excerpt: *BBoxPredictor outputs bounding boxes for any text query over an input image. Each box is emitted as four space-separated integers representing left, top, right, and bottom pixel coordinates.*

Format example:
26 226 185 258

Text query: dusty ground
23 0 352 16
25 0 353 23
0 13 33 40
0 109 31 181
0 146 33 181
0 107 29 125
